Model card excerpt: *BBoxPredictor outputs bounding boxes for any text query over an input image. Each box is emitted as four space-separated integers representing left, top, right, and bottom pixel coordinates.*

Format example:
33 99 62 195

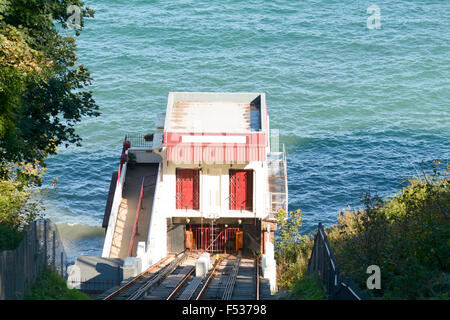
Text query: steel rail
102 255 172 300
222 256 241 300
195 257 223 300
127 252 187 300
166 267 195 300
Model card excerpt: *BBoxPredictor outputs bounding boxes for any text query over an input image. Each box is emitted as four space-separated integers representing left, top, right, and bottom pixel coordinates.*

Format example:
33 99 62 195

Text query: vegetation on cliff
0 0 98 250
275 161 449 300
326 161 449 299
24 268 91 300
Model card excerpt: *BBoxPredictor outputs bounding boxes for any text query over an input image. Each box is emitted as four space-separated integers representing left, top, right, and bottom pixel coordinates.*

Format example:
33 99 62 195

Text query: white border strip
181 135 246 144
341 282 362 300
320 228 336 271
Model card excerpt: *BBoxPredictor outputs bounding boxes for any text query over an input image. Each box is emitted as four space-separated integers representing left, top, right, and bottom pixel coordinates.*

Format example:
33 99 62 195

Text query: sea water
42 0 449 263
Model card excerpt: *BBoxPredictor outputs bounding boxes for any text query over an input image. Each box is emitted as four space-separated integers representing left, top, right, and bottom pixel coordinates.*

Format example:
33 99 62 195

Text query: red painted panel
164 132 267 163
229 170 253 211
176 169 199 209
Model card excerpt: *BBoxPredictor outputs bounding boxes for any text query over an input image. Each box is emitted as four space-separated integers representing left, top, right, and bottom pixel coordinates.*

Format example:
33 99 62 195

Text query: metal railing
266 143 288 220
118 136 129 183
128 177 145 257
282 144 288 211
128 174 157 257
307 222 370 300
126 134 154 149
190 226 240 253
205 230 225 252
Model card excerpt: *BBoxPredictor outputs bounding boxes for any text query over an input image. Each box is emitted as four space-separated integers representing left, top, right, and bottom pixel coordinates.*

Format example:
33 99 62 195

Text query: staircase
110 199 129 258
266 144 288 219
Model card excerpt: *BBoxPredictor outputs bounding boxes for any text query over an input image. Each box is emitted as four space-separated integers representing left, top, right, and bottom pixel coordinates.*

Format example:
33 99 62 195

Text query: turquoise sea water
43 0 450 262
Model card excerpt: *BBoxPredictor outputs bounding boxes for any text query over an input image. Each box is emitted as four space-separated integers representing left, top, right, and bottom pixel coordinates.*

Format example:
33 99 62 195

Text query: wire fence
126 134 154 148
307 222 370 300
67 279 119 293
0 219 68 300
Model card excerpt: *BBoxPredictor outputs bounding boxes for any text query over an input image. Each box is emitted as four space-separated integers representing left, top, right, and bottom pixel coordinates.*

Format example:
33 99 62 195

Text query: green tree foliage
0 178 44 250
326 161 449 299
274 208 314 289
0 1 98 250
274 162 448 300
275 209 306 256
0 0 99 185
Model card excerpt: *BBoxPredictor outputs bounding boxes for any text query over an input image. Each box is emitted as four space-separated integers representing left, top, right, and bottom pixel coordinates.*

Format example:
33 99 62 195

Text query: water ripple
45 0 450 259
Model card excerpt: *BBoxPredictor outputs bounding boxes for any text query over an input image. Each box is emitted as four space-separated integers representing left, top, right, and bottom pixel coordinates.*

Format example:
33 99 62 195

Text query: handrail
282 143 288 212
128 177 145 257
307 222 369 300
128 173 158 257
118 136 130 183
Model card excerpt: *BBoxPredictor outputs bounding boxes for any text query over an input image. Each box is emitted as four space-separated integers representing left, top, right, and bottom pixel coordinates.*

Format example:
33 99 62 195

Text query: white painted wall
158 161 267 220
102 162 128 258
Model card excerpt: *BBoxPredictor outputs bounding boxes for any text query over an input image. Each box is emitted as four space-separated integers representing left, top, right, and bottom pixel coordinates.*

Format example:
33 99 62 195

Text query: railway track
101 251 188 300
100 252 263 300
172 253 262 301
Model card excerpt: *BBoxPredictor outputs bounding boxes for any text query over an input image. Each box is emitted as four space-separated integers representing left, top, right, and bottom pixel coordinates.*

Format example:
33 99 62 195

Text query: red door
229 170 253 210
176 169 199 209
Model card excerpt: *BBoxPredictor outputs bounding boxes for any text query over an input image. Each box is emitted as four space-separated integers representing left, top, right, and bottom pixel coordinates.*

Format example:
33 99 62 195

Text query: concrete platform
67 256 123 293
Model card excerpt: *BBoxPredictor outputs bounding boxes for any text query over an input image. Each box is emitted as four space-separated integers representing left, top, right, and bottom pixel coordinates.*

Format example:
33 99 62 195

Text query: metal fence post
307 222 369 300
33 222 37 280
61 252 64 278
43 220 48 268
52 230 56 272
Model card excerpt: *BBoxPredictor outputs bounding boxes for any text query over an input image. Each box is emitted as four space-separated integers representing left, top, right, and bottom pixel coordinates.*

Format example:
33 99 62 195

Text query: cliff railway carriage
100 92 287 292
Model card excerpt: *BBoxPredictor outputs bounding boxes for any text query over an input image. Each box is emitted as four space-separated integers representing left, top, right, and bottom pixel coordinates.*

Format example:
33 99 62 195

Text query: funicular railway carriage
101 92 288 293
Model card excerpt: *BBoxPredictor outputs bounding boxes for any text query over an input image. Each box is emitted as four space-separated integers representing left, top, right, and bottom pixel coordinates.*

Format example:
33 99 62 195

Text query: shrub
274 209 315 289
0 179 44 250
291 273 326 300
24 268 91 300
326 162 449 299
